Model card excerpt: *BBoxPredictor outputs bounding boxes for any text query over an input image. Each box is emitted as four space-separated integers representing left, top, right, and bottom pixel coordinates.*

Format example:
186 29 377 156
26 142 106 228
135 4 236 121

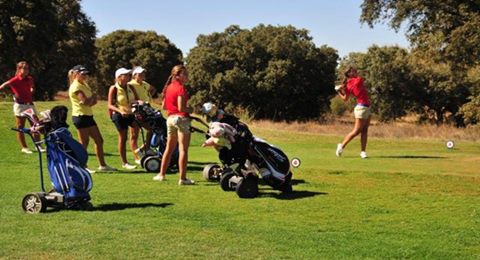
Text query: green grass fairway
1 101 479 259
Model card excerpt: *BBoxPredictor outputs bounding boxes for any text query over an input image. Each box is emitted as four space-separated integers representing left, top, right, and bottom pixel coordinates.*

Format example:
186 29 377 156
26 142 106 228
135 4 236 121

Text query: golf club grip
11 127 30 133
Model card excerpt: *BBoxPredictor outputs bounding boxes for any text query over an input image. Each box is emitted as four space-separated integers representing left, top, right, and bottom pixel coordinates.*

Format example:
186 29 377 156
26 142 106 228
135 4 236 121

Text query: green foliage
186 24 338 121
360 0 480 68
408 52 470 125
459 66 480 124
329 95 354 116
360 0 479 125
94 30 183 97
0 0 96 99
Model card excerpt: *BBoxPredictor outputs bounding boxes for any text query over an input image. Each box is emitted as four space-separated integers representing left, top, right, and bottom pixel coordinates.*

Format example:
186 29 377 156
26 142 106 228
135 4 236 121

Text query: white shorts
354 105 371 119
13 103 38 117
166 115 191 136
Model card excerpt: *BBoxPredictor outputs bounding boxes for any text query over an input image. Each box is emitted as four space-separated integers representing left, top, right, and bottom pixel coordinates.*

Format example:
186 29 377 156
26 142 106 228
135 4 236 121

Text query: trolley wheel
144 156 161 172
220 169 236 191
203 164 221 181
278 171 293 193
235 176 259 199
22 193 47 214
140 154 149 169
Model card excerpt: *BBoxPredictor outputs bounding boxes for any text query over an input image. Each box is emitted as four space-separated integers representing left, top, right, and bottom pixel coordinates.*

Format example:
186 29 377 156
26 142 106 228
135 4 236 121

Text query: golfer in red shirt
153 64 194 185
0 61 45 154
336 66 371 159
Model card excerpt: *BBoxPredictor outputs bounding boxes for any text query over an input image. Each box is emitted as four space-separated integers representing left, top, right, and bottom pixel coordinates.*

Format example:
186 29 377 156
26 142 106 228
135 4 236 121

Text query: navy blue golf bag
45 127 92 204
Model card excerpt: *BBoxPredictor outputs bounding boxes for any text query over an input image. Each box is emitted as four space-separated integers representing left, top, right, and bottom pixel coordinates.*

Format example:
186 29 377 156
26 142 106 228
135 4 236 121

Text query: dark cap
71 65 89 74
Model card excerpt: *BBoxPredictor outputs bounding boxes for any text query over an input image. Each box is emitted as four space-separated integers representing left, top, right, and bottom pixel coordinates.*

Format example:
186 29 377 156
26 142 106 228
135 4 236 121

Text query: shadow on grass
189 161 218 165
291 179 306 185
88 152 115 157
259 190 328 200
92 202 174 211
377 155 446 159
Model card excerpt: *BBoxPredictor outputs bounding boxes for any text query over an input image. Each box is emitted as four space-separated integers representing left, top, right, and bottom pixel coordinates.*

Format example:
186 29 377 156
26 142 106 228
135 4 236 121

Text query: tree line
0 0 478 125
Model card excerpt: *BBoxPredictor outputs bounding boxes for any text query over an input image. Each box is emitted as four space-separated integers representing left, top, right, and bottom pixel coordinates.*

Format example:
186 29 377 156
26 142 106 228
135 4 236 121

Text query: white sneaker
122 163 137 170
178 179 195 185
360 151 368 159
336 143 343 157
98 165 117 172
36 147 46 153
134 159 141 165
21 148 33 154
153 175 165 181
86 168 96 174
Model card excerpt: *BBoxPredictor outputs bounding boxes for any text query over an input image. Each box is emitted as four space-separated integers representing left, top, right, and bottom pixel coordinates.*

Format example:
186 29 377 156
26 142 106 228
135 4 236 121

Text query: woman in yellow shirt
68 65 116 172
107 68 140 170
128 66 157 163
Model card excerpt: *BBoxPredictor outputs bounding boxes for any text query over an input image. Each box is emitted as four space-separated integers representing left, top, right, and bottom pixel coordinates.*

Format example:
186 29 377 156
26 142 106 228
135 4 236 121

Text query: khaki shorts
166 115 191 136
13 103 38 117
354 105 371 119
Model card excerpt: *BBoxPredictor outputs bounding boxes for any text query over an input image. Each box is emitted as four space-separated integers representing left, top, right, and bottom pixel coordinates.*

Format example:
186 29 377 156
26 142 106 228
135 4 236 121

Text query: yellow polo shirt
114 83 136 114
69 80 93 116
128 79 151 102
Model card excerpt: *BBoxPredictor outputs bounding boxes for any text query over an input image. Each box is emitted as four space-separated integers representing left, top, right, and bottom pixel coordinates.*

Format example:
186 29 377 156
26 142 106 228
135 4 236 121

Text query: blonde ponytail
68 69 77 85
161 64 186 100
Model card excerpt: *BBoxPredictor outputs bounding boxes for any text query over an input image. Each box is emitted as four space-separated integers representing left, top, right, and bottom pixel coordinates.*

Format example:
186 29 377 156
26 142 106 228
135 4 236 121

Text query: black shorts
111 112 136 130
72 115 97 129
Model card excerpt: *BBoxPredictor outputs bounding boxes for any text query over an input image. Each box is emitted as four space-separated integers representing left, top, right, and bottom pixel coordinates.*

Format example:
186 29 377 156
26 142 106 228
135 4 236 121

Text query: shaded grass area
0 101 479 259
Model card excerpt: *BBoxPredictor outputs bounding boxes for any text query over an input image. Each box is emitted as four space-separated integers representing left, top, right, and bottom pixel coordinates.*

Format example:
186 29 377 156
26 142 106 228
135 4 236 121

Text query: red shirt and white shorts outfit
345 76 371 119
7 75 38 117
163 80 191 136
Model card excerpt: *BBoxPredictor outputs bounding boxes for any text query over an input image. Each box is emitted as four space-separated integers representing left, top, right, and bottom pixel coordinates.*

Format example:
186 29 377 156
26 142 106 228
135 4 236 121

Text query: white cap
201 102 213 114
132 66 146 75
115 68 132 78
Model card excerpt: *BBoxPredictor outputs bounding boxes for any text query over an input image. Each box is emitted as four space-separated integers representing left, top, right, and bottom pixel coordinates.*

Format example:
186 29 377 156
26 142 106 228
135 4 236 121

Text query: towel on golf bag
45 127 92 199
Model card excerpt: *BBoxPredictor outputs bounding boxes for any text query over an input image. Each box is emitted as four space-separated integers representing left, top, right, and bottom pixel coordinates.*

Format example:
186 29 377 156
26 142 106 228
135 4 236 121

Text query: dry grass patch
250 118 480 141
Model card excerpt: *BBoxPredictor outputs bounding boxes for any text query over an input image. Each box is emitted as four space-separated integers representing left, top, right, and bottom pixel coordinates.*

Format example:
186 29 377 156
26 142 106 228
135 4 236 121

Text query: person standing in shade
68 65 117 173
152 64 194 185
128 66 157 164
335 66 371 159
0 61 45 154
107 68 140 170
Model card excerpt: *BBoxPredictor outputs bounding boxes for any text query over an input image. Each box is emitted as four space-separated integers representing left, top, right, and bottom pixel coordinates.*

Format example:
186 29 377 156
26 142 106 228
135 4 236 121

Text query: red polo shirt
8 75 34 103
163 80 189 117
345 76 370 106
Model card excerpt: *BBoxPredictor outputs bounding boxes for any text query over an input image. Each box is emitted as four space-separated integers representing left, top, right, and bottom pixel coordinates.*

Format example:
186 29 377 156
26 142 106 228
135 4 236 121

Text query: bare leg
130 125 140 160
341 118 362 149
118 129 128 164
158 134 178 178
15 116 28 148
177 131 191 181
77 128 90 150
360 117 371 151
88 125 106 166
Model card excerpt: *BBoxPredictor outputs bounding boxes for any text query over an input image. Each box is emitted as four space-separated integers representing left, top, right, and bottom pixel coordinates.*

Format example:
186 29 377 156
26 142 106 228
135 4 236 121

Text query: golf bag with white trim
45 127 92 204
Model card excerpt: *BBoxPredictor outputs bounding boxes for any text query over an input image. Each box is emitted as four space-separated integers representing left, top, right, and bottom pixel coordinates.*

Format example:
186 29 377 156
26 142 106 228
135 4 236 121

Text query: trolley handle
11 127 31 134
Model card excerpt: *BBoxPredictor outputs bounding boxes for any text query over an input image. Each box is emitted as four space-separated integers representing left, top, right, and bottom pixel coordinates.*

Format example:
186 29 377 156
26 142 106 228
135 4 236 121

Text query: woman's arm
338 85 348 102
0 80 11 91
31 81 35 95
107 86 125 115
75 90 97 106
148 85 157 99
177 95 188 113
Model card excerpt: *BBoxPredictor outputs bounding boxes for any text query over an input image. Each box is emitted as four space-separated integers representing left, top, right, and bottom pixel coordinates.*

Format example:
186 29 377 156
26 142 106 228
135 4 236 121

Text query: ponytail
15 61 29 76
161 64 186 101
68 69 76 85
